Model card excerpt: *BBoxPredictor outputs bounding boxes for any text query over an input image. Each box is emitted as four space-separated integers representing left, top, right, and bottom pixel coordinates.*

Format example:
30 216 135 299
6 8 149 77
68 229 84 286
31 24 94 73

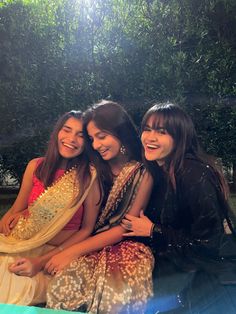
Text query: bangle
58 245 64 252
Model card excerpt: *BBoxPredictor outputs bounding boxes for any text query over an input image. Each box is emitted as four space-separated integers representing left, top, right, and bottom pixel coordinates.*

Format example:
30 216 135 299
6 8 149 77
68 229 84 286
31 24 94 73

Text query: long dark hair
83 100 142 197
142 102 228 198
35 110 91 201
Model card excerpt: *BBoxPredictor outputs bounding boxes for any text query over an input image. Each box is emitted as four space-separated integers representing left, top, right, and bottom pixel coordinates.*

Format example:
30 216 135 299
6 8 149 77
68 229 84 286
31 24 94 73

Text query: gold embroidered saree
47 161 154 314
0 167 96 305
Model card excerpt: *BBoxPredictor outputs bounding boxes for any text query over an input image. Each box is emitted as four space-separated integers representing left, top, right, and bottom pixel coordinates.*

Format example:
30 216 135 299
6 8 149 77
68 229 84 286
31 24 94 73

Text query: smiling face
87 120 121 161
141 115 174 166
57 117 84 159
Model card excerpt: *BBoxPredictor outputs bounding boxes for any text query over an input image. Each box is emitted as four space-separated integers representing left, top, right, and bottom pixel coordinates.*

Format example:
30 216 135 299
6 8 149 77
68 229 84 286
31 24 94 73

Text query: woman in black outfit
122 103 236 313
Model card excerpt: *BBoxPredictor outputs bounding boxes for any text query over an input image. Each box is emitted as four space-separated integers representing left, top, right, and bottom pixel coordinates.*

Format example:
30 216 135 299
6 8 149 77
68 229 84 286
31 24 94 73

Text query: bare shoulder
141 168 153 185
28 157 41 165
25 157 43 174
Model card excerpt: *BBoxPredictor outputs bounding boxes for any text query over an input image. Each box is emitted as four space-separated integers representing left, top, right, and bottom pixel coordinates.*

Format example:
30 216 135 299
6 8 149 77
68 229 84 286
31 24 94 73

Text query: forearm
2 205 26 219
60 228 93 250
39 228 93 267
62 225 124 259
10 206 25 214
37 247 62 269
0 208 14 220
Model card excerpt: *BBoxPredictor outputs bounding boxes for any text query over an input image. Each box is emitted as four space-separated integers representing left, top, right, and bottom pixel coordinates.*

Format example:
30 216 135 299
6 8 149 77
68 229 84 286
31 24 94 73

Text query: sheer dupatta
95 161 145 234
0 167 96 253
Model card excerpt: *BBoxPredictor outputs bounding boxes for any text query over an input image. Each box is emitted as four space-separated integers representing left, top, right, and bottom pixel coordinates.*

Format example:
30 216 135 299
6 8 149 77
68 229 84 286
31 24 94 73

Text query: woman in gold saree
46 101 154 314
0 111 100 305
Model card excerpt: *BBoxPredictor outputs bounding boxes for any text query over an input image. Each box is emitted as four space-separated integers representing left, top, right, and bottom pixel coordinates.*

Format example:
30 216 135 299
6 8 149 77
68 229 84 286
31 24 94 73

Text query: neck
156 159 165 166
58 158 68 170
109 155 129 176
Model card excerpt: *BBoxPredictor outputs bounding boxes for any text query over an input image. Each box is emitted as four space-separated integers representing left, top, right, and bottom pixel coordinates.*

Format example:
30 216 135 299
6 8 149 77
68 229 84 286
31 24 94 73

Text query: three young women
0 110 100 305
122 103 236 313
46 100 154 313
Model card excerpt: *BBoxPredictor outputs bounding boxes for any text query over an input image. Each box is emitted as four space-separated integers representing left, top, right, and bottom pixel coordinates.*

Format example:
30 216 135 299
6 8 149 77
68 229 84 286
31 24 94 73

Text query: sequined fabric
47 241 154 313
143 155 236 313
27 165 83 231
27 168 64 206
10 168 79 240
47 161 154 313
0 166 97 305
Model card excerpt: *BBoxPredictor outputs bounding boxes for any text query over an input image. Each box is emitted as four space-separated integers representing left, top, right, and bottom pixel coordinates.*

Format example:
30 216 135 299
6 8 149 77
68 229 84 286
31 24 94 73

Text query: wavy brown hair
35 110 91 202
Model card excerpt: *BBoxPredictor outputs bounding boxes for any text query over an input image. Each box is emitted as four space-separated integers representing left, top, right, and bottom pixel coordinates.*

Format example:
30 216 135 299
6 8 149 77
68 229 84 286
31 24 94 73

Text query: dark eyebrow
63 125 72 130
63 125 83 134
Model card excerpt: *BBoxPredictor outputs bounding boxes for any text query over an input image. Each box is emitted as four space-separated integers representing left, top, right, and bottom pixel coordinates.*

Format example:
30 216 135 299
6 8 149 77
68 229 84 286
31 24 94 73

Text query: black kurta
144 156 236 313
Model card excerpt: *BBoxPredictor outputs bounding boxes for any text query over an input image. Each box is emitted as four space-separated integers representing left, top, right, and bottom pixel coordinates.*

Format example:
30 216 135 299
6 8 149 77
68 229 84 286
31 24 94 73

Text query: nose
92 138 101 151
68 133 77 143
147 130 157 142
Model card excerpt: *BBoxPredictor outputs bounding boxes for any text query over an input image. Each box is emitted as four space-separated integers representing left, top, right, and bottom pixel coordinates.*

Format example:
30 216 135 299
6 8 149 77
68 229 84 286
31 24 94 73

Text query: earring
120 145 126 155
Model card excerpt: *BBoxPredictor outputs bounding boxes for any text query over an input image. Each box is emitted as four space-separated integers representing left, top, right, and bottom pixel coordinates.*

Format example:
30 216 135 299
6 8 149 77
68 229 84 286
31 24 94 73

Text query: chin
101 155 110 161
61 152 79 159
144 153 157 161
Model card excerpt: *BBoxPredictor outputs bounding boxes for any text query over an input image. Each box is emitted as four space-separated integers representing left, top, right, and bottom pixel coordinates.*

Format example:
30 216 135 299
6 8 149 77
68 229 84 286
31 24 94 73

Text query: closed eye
62 126 71 133
97 134 106 140
76 132 83 138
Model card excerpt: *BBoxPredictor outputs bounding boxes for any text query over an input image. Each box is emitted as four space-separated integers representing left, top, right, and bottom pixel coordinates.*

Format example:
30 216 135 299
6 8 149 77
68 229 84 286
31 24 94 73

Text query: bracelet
150 224 162 238
150 223 155 238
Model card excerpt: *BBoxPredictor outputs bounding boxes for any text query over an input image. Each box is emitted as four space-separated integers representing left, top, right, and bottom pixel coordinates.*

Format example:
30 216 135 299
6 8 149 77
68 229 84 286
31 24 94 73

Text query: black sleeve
152 161 226 271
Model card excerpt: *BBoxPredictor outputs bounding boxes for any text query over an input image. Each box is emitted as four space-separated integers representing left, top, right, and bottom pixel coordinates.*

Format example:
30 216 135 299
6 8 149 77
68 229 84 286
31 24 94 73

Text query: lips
98 148 108 155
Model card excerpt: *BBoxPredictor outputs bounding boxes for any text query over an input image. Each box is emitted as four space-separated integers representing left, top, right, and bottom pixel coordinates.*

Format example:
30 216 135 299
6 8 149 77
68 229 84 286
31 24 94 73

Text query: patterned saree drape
47 161 154 314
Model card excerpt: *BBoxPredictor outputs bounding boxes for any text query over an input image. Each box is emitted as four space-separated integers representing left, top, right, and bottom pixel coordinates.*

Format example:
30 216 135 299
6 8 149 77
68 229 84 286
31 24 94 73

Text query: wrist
36 256 45 269
150 223 162 238
31 257 44 273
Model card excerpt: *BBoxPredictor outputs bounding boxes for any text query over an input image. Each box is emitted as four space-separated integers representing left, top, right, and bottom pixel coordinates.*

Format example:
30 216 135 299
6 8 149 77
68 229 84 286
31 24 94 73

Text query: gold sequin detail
47 241 154 313
10 168 79 240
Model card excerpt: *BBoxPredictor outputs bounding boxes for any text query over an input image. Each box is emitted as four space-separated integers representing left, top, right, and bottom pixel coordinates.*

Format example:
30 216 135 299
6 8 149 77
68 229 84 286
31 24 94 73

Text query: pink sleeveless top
27 158 84 231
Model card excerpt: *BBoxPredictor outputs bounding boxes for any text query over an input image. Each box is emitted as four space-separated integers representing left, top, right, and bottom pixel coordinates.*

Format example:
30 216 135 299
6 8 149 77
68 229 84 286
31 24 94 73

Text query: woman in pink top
0 110 100 305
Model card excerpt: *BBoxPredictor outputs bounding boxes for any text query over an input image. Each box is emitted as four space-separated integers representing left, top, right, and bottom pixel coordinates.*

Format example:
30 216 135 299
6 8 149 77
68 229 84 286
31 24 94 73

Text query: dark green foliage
0 0 235 188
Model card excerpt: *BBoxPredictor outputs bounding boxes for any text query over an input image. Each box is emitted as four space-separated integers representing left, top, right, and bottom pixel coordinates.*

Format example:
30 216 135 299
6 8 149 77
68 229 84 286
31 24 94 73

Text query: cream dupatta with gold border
0 166 96 305
0 167 96 252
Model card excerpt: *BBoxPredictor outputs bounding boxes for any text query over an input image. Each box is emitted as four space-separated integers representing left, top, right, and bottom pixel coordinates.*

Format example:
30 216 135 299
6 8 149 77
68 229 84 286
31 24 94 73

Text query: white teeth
63 143 77 150
147 144 159 149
